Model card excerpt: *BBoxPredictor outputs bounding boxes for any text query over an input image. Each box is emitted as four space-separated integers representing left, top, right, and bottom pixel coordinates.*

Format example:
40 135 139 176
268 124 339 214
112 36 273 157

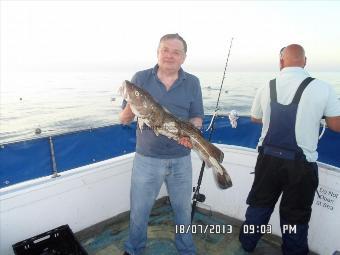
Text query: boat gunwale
2 144 339 196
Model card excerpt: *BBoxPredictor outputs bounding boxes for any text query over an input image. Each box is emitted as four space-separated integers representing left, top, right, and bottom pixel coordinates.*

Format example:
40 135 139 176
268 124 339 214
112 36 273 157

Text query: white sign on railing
314 185 339 211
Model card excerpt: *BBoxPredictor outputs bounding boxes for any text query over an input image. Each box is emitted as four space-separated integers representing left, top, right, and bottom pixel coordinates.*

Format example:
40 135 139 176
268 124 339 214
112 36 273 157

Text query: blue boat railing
1 116 339 189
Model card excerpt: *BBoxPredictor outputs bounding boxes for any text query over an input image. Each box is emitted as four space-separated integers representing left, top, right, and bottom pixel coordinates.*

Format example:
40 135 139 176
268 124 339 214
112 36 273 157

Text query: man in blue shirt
119 33 204 255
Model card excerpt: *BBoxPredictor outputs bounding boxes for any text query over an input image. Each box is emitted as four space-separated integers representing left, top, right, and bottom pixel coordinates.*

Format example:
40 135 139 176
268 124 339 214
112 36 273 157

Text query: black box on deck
12 224 88 255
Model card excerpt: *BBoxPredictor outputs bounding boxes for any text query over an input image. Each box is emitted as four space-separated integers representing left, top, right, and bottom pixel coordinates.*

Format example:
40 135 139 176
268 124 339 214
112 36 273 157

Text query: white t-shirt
251 67 340 162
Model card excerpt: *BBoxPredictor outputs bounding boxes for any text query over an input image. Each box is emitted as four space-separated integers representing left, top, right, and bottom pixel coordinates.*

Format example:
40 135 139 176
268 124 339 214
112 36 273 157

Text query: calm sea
1 71 339 144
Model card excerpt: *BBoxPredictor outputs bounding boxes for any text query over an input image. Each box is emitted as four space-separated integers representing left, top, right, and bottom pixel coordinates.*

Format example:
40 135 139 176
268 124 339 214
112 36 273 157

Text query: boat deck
77 197 284 255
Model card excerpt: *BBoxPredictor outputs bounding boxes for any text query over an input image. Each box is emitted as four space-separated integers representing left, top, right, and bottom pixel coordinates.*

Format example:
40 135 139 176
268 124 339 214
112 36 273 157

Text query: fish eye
135 91 140 97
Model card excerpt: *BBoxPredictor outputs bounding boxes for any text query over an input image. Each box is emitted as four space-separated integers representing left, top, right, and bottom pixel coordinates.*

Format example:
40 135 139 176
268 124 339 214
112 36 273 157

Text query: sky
1 0 340 73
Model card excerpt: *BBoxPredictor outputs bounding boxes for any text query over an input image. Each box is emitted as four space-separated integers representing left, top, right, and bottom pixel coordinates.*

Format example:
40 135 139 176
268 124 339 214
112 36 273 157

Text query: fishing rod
191 37 234 222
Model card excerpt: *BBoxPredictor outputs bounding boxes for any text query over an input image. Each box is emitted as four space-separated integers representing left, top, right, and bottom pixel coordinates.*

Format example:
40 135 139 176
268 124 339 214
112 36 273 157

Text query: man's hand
178 137 193 149
325 116 340 132
190 117 203 129
251 116 262 124
119 103 135 125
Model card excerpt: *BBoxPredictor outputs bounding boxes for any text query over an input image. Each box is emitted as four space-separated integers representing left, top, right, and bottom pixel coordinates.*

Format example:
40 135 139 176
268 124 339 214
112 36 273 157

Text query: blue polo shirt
123 65 204 158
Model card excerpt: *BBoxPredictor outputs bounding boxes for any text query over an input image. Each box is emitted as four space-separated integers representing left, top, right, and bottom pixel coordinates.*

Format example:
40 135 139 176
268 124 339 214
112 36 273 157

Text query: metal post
49 136 60 178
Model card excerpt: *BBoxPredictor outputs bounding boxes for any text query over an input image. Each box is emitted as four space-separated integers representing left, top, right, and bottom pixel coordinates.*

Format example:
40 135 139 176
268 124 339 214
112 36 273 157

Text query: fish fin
205 143 224 163
137 118 145 132
205 161 212 168
153 128 160 136
212 162 232 189
162 106 172 114
194 148 212 168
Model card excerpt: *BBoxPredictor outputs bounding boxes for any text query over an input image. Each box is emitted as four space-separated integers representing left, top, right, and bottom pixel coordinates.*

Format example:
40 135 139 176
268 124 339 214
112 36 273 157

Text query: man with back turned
239 44 340 254
119 33 203 255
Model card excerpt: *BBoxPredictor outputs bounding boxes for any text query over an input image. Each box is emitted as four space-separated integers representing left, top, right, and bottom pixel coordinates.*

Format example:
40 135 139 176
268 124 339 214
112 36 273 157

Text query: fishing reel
192 187 206 203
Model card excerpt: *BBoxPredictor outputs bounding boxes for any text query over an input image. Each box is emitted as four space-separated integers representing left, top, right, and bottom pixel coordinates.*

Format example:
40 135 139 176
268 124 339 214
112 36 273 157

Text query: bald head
280 44 306 69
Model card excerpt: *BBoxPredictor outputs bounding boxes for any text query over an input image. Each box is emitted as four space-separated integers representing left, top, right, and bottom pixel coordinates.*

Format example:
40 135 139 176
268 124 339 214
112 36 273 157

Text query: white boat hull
1 145 339 254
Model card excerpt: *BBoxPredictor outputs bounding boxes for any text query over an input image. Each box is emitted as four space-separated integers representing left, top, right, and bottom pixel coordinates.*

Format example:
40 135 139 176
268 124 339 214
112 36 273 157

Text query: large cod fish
120 80 232 189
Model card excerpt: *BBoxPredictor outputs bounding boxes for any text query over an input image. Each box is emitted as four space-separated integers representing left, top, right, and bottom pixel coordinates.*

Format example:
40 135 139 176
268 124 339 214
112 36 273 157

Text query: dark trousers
239 151 319 254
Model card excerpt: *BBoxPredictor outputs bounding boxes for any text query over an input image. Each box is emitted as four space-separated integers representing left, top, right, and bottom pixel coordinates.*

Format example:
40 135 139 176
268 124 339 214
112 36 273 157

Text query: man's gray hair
159 33 187 53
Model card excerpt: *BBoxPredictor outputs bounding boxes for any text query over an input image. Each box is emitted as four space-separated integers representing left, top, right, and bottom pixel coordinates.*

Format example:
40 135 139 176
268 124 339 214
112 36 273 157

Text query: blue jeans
124 153 195 255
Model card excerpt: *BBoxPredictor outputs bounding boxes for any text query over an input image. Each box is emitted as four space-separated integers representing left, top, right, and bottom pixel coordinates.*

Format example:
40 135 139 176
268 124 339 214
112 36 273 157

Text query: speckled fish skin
120 80 232 189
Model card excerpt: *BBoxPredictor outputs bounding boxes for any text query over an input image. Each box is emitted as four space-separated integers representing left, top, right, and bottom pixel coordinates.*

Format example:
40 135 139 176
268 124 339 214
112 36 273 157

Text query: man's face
157 39 186 72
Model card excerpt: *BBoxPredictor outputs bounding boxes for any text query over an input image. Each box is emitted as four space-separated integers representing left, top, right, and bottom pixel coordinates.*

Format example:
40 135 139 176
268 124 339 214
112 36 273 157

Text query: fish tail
212 163 232 190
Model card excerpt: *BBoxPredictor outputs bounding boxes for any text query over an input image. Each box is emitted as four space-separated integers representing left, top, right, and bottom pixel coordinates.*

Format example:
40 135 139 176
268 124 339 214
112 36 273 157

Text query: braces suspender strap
269 79 277 102
292 77 315 104
269 77 315 104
